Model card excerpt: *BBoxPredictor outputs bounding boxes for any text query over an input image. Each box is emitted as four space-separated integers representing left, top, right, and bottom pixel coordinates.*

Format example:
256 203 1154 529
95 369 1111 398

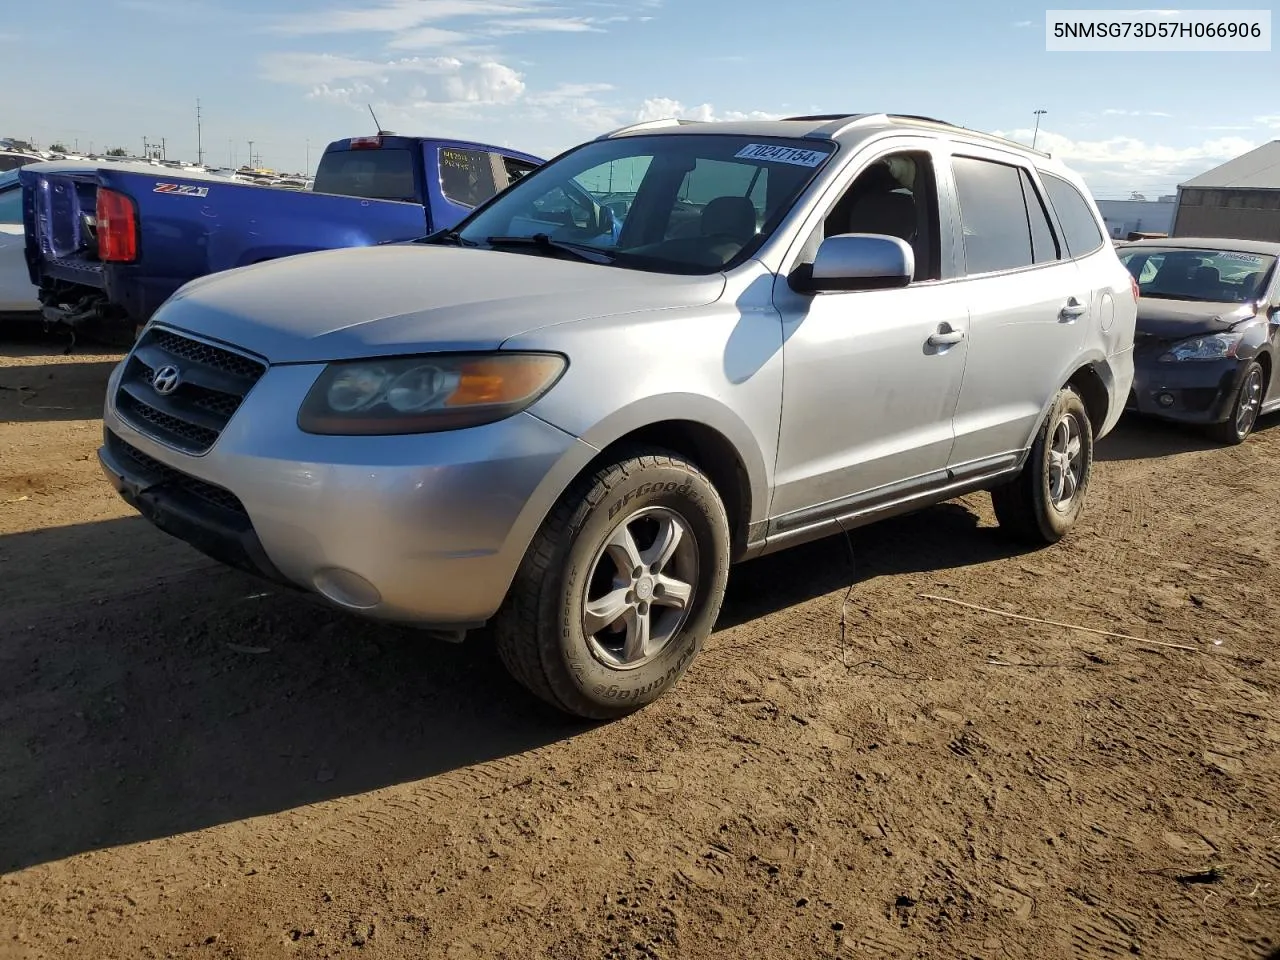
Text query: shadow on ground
1096 412 1279 463
0 517 592 874
717 501 1027 631
0 498 1038 873
0 329 121 425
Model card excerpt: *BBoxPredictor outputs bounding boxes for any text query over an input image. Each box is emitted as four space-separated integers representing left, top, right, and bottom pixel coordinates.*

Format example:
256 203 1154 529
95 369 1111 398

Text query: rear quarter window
439 148 498 208
312 148 417 202
1040 172 1105 257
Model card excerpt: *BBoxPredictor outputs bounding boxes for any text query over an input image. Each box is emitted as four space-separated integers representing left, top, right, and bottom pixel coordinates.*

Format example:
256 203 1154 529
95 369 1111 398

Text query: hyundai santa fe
97 113 1137 719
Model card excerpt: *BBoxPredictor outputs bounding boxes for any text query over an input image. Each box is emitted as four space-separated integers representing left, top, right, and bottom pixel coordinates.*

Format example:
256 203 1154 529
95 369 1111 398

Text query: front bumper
1125 354 1245 425
101 360 598 629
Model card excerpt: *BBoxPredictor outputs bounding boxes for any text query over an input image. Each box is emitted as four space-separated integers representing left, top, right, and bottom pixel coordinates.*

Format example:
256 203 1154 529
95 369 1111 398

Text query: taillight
349 136 382 150
97 187 138 263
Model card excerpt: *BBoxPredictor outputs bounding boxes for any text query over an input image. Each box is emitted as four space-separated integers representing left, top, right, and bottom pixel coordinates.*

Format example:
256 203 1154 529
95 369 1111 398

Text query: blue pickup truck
20 135 544 340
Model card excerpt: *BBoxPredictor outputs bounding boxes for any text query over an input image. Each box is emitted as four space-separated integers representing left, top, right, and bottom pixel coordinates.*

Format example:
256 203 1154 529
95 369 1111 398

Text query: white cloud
1102 108 1173 117
269 0 545 35
263 52 525 107
486 16 604 34
1013 20 1033 27
636 98 785 123
386 26 472 49
1255 115 1280 129
993 127 1257 193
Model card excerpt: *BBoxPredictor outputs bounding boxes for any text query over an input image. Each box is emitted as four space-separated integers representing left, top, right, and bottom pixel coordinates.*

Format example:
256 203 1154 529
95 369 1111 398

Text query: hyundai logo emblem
151 364 182 396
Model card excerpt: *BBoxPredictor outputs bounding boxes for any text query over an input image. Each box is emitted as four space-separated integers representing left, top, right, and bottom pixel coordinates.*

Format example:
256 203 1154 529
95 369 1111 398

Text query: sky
1 0 1276 197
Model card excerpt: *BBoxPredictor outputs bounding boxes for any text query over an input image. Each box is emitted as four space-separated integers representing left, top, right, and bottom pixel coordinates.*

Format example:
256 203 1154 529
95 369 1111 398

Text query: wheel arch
581 419 756 560
548 394 772 561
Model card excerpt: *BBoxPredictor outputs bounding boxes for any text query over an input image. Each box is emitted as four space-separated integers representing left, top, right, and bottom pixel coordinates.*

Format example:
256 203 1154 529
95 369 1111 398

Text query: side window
953 156 1035 275
0 186 21 224
502 157 538 185
801 150 941 282
1020 170 1061 263
439 147 498 208
1039 172 1105 257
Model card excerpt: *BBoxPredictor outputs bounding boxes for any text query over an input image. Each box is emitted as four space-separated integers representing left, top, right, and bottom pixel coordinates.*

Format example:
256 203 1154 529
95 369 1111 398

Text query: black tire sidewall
546 459 730 714
1031 387 1094 540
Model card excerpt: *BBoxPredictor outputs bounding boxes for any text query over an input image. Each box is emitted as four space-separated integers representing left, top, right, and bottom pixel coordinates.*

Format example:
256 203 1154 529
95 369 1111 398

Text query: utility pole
196 98 204 166
143 136 148 159
161 137 167 161
248 140 254 170
306 138 310 174
1031 108 1047 150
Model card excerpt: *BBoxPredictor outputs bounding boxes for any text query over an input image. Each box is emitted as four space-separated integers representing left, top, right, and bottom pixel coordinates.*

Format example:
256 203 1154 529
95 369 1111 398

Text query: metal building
1172 140 1280 240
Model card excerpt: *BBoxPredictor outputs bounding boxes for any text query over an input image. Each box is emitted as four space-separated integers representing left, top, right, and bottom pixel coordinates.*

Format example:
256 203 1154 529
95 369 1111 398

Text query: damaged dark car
1119 238 1280 445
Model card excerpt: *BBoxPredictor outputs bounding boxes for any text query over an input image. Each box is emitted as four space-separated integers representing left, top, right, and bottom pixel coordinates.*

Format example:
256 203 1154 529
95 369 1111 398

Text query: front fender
569 392 773 530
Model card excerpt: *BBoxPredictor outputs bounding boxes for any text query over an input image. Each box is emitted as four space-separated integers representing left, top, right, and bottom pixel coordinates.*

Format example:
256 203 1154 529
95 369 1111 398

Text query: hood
155 244 727 363
1135 297 1258 338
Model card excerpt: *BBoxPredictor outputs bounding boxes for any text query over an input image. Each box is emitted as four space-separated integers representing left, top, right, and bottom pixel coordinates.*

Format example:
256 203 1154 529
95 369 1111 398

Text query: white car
0 169 40 319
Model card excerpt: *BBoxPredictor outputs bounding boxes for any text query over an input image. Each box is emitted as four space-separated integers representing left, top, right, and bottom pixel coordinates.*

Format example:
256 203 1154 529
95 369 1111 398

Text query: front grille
108 431 249 519
114 327 267 455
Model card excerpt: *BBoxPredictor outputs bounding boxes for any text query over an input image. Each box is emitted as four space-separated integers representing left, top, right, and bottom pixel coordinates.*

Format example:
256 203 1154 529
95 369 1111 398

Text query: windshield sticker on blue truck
154 183 210 198
1217 252 1263 263
733 144 829 167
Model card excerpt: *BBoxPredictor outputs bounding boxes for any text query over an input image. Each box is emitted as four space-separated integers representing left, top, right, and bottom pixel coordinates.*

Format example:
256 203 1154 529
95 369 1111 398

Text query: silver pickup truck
98 113 1136 719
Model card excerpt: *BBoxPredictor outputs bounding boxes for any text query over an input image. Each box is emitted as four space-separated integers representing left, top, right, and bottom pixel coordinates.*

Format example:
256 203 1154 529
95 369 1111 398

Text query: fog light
312 568 382 609
1157 392 1175 408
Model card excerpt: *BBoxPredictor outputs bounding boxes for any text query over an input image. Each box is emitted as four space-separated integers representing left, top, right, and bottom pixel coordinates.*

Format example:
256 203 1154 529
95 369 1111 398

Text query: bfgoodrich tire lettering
494 446 731 720
991 385 1094 544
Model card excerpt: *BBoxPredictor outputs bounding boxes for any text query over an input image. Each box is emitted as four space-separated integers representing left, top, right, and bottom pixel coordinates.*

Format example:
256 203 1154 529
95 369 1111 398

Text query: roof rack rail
596 117 701 140
801 114 885 140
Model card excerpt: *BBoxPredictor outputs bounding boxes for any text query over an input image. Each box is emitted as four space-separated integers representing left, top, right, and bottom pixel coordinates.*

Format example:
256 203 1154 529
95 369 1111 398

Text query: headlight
1158 332 1243 362
297 352 567 435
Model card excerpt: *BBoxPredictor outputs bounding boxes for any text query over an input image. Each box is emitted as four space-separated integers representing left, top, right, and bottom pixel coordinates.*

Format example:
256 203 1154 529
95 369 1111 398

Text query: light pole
1032 108 1047 150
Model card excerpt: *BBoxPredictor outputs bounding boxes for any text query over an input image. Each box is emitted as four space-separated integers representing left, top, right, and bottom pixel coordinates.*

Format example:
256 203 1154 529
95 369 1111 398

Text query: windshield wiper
415 228 479 247
485 233 614 265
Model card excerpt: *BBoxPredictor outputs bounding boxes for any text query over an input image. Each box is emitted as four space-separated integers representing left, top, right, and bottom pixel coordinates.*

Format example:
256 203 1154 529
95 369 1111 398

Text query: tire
991 385 1094 545
1206 360 1264 446
494 447 731 720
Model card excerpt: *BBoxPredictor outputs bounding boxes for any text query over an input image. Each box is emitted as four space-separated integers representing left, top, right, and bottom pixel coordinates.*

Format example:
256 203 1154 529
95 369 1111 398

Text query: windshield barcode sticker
733 144 828 167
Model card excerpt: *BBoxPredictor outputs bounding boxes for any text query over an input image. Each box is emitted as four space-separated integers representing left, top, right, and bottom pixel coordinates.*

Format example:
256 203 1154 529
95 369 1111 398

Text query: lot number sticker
734 144 829 167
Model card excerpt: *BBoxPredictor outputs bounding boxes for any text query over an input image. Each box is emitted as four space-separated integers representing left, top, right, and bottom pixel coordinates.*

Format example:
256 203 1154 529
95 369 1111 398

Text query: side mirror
789 233 915 294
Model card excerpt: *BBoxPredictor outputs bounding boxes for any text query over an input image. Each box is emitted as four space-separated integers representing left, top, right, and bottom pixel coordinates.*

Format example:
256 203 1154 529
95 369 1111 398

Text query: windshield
450 134 836 275
1120 246 1277 303
312 147 417 202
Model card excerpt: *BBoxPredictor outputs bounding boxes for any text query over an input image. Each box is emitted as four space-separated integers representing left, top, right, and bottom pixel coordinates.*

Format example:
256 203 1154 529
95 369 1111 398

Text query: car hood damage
1135 298 1260 338
153 244 727 363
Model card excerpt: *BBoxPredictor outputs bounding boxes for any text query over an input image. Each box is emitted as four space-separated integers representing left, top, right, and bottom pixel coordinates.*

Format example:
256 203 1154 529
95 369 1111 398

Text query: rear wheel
991 385 1094 544
494 447 731 720
1207 360 1264 446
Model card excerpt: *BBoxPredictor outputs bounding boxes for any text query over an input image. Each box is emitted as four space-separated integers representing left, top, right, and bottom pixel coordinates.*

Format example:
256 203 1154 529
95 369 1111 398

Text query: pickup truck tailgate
23 170 103 289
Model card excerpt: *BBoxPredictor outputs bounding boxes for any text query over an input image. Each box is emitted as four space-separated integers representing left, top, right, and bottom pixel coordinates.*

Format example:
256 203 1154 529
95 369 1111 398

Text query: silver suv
99 113 1137 719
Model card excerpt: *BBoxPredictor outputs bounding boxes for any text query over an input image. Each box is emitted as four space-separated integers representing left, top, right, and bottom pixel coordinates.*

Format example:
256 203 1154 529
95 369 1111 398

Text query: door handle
1060 298 1088 321
927 326 966 347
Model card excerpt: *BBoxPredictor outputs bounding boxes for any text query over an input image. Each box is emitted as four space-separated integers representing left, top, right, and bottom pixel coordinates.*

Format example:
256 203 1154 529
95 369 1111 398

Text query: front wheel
494 447 731 720
1207 360 1264 446
991 385 1094 545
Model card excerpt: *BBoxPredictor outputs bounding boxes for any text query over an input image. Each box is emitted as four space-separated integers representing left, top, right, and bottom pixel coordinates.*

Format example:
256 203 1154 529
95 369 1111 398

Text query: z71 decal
154 183 210 197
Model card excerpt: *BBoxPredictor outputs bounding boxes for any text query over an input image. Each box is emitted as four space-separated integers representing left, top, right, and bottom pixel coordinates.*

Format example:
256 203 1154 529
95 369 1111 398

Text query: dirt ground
1 328 1277 960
